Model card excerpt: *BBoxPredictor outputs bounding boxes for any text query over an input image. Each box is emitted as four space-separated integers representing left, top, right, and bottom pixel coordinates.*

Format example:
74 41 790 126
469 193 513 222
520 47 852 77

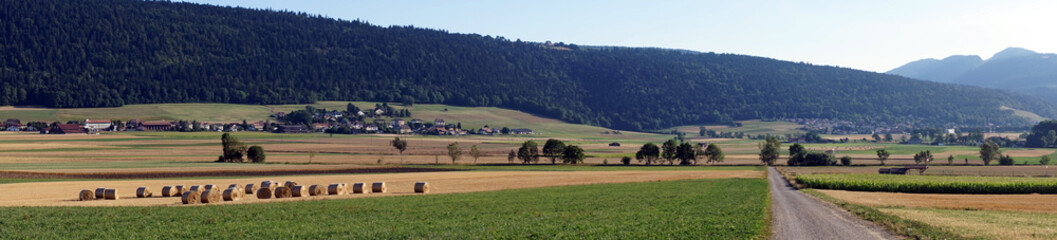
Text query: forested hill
1 0 1055 130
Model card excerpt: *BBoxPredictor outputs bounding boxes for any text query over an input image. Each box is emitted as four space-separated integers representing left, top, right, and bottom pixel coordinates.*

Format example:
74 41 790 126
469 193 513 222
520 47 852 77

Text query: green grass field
0 178 769 239
797 173 1057 194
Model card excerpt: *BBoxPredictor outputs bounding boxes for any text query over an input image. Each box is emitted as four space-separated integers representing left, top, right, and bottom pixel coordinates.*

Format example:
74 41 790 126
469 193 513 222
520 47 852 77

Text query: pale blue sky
180 0 1057 72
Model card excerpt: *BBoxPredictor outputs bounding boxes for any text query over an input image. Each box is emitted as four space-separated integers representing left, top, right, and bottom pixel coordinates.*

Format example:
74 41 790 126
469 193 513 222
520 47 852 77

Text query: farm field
796 173 1057 194
0 169 761 207
0 178 770 239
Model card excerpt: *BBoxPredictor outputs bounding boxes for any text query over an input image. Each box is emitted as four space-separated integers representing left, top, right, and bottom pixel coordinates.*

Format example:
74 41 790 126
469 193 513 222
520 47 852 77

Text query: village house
4 119 20 128
84 119 112 132
391 119 405 127
141 121 173 131
50 124 87 134
478 125 495 135
434 118 445 127
365 124 379 133
399 125 413 134
410 119 424 125
312 123 331 132
374 108 385 115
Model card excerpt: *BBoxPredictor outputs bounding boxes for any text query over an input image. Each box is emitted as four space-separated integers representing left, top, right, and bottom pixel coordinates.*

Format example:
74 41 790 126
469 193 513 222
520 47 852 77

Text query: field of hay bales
0 178 769 239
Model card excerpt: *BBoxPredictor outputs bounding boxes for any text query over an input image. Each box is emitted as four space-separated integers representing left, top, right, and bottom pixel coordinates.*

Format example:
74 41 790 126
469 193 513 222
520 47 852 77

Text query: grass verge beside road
0 178 769 239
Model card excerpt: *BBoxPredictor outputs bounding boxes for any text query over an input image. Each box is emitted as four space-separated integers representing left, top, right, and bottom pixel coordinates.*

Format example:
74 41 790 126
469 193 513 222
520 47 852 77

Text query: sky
180 0 1057 73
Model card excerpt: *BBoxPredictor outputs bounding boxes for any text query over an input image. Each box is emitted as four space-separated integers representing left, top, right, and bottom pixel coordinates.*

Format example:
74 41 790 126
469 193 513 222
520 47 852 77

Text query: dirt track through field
0 170 760 207
769 167 898 240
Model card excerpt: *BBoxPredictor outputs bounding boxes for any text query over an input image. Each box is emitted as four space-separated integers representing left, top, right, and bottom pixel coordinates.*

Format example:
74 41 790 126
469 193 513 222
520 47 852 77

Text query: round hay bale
188 185 203 192
228 184 240 189
104 188 119 200
342 183 351 194
95 187 107 199
244 183 258 194
371 182 387 193
181 191 200 204
256 188 273 199
284 181 298 189
136 187 152 198
414 182 430 193
327 184 344 195
308 185 325 196
204 184 219 191
174 185 186 196
223 188 242 201
78 189 95 201
201 190 222 204
352 183 369 194
161 186 176 197
261 181 279 191
291 185 309 197
274 186 293 198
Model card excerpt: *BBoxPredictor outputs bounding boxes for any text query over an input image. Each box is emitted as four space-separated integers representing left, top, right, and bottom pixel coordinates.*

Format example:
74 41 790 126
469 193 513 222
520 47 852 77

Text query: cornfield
796 173 1057 194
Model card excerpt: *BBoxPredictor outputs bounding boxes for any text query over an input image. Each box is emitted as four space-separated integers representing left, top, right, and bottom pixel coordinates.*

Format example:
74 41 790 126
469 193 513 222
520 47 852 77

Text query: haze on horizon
180 0 1057 73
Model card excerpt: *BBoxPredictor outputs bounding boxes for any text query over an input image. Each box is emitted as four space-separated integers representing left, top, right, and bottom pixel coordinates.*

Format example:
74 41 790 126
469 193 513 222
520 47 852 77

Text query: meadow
0 178 770 239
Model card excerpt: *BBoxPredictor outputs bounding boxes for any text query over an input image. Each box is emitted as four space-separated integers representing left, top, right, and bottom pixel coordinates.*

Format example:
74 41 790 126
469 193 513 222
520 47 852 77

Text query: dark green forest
1 0 1054 130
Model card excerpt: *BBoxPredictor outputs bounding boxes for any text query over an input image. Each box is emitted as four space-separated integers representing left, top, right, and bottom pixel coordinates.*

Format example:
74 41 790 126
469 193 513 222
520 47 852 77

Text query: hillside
888 47 1057 103
2 0 1056 130
0 102 665 141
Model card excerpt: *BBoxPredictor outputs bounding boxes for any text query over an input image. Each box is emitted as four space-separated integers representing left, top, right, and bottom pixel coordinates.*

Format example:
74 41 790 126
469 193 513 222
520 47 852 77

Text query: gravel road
769 167 898 240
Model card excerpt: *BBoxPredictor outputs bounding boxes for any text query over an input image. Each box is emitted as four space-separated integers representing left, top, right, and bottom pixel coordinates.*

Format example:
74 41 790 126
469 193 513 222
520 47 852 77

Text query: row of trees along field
2 0 1056 131
631 139 725 166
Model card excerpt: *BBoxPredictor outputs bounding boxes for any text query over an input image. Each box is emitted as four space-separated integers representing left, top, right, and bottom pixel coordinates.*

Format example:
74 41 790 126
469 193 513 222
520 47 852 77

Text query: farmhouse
84 119 112 131
434 118 445 126
511 128 534 134
278 125 309 133
3 118 20 127
392 119 405 126
399 125 413 134
364 124 379 132
141 121 173 131
50 124 87 134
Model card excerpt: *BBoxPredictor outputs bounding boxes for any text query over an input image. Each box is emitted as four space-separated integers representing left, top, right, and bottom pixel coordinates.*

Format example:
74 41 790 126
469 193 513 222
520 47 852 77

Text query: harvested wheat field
0 170 760 207
818 189 1057 213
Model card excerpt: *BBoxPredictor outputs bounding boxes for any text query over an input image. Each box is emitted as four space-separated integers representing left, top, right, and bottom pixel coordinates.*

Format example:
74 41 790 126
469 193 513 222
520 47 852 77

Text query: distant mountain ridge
1 0 1055 130
888 47 1057 103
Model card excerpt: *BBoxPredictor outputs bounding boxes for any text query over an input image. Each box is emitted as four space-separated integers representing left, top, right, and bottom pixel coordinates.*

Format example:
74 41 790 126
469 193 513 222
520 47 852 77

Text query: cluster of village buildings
1 117 534 136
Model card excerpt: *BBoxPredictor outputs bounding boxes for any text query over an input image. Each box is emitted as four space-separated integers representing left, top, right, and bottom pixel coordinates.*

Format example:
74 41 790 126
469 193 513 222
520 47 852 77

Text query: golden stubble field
0 170 762 207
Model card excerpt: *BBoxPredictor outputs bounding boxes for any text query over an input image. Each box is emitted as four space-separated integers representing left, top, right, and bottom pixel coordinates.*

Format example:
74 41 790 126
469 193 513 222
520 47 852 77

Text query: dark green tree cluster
1026 120 1057 148
786 143 836 166
1 0 1054 131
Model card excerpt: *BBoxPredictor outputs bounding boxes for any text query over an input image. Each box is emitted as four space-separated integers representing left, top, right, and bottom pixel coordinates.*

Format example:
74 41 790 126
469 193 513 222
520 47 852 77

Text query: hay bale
136 187 152 198
291 185 309 197
181 191 200 204
174 185 186 196
284 181 298 189
95 187 107 199
188 185 203 192
228 184 240 189
161 186 176 197
308 185 325 196
371 182 387 193
352 183 370 194
274 186 293 198
204 184 219 192
256 188 273 199
104 188 119 200
327 184 344 195
342 183 351 194
244 183 258 194
201 190 222 204
223 188 242 201
78 189 95 201
414 182 430 193
261 181 279 191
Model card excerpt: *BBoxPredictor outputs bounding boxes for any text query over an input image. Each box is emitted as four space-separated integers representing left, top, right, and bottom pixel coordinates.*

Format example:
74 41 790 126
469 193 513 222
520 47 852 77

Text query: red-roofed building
84 119 112 131
50 124 87 134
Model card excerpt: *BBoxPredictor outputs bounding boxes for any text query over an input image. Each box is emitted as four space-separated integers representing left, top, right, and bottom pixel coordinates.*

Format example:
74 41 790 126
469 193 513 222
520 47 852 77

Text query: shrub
1041 155 1051 165
788 152 835 166
998 154 1015 166
840 156 852 166
247 145 266 163
621 156 632 165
